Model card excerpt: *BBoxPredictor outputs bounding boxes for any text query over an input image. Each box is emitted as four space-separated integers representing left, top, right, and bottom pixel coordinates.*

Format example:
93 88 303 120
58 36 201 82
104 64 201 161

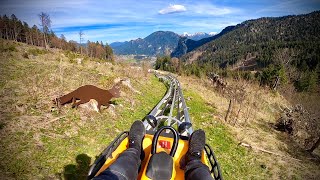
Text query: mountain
110 31 180 56
171 26 235 58
109 41 126 47
181 11 320 70
181 32 215 41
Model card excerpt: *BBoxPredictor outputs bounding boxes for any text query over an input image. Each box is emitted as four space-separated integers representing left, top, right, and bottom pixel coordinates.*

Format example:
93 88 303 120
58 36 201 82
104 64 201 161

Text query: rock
105 62 112 66
15 104 26 114
78 99 99 112
107 104 116 117
76 58 83 64
123 79 141 94
114 77 122 84
114 78 141 94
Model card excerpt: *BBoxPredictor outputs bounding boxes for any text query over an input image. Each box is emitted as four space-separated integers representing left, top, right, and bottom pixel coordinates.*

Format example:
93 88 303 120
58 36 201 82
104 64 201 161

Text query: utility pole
79 30 84 54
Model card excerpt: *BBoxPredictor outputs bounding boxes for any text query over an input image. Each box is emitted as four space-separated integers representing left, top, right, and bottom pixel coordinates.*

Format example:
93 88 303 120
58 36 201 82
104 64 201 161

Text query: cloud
256 0 320 15
3 0 316 43
159 4 187 15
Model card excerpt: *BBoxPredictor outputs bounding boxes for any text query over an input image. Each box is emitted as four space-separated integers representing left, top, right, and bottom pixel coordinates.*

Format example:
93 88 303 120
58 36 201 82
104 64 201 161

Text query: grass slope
0 40 319 180
178 75 320 179
183 90 269 179
0 40 166 179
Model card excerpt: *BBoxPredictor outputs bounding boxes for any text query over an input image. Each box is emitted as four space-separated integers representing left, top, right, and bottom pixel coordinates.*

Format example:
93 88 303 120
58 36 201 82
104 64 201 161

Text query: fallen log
44 115 66 125
239 142 302 162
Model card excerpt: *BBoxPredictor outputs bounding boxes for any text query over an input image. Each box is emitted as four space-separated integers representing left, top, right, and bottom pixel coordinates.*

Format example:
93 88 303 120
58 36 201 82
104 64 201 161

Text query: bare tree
3 15 10 40
32 25 40 46
10 14 21 41
171 57 179 72
60 34 66 49
79 30 84 54
38 12 51 49
60 34 66 41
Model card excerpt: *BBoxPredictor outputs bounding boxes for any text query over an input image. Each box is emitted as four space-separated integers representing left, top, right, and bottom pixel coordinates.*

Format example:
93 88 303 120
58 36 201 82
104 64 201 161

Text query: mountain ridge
181 11 320 68
110 31 180 56
181 32 215 41
171 26 236 58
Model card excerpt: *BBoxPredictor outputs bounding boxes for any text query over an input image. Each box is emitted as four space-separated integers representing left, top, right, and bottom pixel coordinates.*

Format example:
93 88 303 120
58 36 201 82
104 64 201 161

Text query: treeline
86 41 113 60
0 13 113 60
156 48 320 92
155 56 205 78
196 41 320 92
170 12 320 92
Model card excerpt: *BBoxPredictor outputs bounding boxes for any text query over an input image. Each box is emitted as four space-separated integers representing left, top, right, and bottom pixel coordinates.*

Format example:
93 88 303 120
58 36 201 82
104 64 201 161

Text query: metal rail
88 72 223 180
143 72 193 136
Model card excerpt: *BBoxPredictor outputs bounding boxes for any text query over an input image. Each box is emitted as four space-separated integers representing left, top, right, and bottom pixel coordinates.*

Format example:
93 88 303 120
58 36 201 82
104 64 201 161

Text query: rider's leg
184 130 214 180
93 121 145 180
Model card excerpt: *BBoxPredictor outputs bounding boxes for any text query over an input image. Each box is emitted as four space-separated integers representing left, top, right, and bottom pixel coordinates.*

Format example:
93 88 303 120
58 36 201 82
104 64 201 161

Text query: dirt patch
186 51 203 64
274 105 320 151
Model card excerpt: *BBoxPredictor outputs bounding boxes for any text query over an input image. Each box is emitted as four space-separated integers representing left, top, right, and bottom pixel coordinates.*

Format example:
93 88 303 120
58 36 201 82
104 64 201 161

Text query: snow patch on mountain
181 32 214 41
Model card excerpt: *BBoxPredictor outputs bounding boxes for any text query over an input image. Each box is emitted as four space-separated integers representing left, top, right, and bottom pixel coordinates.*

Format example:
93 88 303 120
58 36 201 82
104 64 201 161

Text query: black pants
93 148 213 180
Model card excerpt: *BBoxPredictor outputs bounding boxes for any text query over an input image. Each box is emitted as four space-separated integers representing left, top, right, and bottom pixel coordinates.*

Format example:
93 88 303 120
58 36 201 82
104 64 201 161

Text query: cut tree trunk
307 137 320 153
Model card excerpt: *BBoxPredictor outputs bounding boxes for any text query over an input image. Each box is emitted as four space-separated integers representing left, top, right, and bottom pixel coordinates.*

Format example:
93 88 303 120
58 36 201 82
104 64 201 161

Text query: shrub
28 48 47 56
294 71 318 92
7 45 17 52
0 44 17 52
257 64 287 87
242 71 254 80
22 52 29 59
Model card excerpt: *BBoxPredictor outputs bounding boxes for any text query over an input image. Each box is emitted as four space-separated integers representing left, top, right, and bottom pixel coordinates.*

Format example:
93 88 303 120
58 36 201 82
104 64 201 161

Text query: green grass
183 89 270 179
0 44 167 179
1 76 166 179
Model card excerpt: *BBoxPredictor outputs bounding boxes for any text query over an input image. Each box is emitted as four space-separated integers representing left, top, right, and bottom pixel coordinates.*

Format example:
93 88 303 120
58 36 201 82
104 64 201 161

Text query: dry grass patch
177 75 320 179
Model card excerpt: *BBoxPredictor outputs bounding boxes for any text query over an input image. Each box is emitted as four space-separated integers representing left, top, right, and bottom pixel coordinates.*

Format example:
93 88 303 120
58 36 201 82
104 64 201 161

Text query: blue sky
1 0 320 44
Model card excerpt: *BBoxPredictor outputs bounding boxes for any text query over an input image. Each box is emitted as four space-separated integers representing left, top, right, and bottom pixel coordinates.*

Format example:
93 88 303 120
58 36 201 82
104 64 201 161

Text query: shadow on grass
63 154 91 180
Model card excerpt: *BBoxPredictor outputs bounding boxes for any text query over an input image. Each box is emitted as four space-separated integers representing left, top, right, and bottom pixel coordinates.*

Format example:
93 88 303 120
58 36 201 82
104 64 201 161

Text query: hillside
181 11 320 69
0 40 166 179
1 40 319 179
110 31 180 56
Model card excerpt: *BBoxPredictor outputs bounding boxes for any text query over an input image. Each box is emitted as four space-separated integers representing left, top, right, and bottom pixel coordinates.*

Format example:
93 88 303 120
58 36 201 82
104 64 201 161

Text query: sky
1 0 320 44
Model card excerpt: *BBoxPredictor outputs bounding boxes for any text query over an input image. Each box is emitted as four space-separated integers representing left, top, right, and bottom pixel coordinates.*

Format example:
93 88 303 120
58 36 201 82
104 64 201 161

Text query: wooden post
225 99 233 122
273 76 280 90
233 103 242 126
